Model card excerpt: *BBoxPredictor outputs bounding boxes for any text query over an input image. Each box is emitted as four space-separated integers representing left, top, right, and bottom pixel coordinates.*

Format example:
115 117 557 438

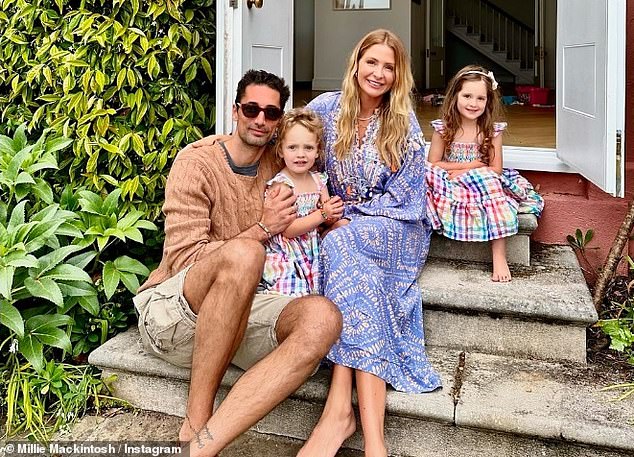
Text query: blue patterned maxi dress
307 92 442 393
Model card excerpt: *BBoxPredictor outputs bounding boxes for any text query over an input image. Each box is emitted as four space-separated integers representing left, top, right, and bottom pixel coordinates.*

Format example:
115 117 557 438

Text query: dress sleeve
430 119 445 134
314 171 328 191
346 111 428 223
493 122 508 137
267 172 295 189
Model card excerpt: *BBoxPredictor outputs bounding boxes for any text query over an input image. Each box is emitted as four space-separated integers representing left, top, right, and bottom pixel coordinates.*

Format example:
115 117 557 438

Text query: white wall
294 0 314 83
313 1 412 90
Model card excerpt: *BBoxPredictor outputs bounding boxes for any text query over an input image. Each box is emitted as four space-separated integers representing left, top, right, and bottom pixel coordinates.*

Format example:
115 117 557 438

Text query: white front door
556 0 625 197
215 0 294 134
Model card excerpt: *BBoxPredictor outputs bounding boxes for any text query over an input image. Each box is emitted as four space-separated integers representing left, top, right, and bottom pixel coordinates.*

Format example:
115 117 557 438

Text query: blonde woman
301 29 441 457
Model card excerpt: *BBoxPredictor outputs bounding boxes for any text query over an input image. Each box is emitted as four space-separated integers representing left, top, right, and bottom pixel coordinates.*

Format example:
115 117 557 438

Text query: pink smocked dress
425 119 544 241
260 171 327 296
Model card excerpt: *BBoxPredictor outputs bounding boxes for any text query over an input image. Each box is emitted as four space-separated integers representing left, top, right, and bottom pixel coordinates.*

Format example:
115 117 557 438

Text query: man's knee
219 239 266 276
298 296 342 352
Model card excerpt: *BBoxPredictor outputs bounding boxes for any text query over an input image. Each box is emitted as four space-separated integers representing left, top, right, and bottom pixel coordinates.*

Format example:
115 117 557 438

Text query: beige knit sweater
139 136 279 291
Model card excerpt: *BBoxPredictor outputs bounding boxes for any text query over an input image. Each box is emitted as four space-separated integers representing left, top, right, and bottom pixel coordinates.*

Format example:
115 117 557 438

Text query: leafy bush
0 126 155 438
0 0 216 220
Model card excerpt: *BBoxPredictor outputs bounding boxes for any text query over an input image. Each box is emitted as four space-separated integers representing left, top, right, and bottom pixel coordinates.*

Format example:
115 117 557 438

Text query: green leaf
43 263 92 283
0 299 24 337
102 260 120 299
15 171 35 185
102 188 122 216
66 251 97 270
119 271 140 293
18 335 44 372
32 178 55 204
32 325 72 352
24 277 64 306
135 220 158 231
8 200 27 231
58 281 97 298
26 314 73 331
116 210 142 229
45 137 73 154
31 245 83 277
6 254 38 268
0 266 15 300
114 255 150 276
200 56 213 82
78 190 104 214
78 295 99 315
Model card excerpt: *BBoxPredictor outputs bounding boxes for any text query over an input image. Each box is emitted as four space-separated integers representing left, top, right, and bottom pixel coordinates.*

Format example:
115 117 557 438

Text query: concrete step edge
88 329 634 454
419 244 597 325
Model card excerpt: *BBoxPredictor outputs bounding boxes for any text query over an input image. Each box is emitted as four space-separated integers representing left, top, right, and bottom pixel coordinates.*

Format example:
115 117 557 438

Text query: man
133 70 342 456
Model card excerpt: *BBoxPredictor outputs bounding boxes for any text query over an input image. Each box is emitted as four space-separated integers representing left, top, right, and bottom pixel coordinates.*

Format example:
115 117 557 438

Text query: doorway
292 0 556 149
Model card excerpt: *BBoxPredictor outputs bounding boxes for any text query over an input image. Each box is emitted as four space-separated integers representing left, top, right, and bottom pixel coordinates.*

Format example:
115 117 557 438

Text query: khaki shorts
133 266 293 370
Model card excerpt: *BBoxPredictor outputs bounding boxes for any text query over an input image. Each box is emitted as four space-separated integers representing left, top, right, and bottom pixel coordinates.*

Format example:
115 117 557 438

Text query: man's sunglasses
236 102 284 121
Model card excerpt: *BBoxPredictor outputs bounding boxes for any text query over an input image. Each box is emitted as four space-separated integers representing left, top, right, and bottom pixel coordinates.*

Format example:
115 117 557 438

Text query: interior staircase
446 0 535 85
89 221 634 456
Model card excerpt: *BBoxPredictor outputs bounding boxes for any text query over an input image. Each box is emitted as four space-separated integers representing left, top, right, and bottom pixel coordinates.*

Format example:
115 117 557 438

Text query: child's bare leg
297 364 356 457
356 370 387 457
491 238 511 282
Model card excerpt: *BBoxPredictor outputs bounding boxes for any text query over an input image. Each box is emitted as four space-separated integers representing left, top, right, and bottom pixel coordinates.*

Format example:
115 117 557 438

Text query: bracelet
320 209 328 220
257 221 272 238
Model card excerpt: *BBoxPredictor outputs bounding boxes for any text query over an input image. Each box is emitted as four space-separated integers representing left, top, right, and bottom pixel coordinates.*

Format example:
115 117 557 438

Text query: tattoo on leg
185 414 215 449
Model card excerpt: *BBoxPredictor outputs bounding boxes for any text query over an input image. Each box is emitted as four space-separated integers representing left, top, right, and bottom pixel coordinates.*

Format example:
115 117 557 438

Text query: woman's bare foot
296 408 356 457
491 238 511 282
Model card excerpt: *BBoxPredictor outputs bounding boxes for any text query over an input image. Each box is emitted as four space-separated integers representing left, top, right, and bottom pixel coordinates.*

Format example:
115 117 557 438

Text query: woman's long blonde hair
440 64 502 165
335 29 414 170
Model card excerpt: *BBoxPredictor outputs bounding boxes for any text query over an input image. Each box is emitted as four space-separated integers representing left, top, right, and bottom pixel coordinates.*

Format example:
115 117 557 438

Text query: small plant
0 349 121 441
597 257 634 365
567 228 594 252
567 228 597 285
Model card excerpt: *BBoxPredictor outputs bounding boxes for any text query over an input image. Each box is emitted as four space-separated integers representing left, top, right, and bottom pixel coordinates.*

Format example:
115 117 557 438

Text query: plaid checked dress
260 171 327 296
425 119 544 241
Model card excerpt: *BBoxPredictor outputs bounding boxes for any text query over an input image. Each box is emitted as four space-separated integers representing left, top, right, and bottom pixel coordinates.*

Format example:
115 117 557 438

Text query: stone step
429 213 538 266
419 244 597 363
88 329 633 457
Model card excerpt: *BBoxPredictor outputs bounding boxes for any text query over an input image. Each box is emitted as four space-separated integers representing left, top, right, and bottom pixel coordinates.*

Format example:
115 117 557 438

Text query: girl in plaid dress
426 65 544 282
260 108 344 296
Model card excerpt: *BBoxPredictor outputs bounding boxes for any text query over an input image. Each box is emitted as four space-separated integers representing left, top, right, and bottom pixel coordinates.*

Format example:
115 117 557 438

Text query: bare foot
296 409 356 457
490 238 511 282
491 258 511 282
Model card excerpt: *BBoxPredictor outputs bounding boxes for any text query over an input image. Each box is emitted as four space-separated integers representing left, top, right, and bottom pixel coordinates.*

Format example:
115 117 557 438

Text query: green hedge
0 0 216 220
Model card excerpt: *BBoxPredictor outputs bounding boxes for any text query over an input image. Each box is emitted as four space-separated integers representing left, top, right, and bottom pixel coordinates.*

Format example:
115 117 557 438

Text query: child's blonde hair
440 64 503 165
274 107 325 165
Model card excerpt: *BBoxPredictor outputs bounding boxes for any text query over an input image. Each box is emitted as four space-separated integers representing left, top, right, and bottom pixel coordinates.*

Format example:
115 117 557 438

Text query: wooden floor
294 89 556 149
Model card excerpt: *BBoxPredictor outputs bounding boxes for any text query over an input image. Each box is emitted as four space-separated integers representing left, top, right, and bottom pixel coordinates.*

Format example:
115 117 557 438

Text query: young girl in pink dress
426 65 544 282
260 108 344 296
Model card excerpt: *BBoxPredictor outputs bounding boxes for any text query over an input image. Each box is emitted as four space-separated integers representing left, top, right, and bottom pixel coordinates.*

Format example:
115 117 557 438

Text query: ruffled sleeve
266 171 294 189
430 119 445 134
311 171 328 191
493 122 507 137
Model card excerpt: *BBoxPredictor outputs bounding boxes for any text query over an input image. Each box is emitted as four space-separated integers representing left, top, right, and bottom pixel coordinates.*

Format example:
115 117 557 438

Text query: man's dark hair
235 69 291 109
